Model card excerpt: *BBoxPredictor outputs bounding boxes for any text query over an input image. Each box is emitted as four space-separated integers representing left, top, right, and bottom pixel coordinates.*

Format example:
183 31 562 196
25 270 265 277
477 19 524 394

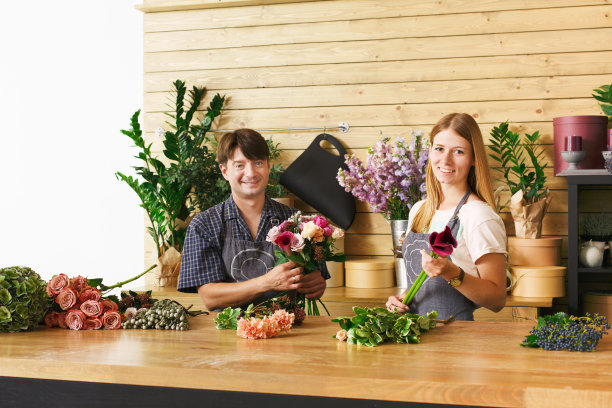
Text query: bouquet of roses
44 265 154 330
337 131 428 220
266 212 345 316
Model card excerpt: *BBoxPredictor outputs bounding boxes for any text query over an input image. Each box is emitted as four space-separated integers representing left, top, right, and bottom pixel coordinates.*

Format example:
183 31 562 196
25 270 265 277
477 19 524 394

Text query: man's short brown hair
216 128 270 165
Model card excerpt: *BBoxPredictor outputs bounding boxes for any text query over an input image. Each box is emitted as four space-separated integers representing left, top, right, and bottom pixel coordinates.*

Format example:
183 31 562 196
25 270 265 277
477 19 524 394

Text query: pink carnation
270 309 295 332
236 316 281 339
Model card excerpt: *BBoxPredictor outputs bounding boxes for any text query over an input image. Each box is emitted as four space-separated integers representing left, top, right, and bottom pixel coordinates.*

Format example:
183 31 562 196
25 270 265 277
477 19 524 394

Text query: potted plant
265 138 291 206
337 130 429 287
116 80 225 287
489 121 563 269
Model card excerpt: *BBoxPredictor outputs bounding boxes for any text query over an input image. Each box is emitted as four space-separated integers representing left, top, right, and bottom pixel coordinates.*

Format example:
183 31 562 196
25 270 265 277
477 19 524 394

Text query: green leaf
87 278 103 288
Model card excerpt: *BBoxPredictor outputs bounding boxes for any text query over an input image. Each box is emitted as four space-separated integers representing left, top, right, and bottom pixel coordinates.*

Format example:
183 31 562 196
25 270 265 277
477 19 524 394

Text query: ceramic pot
579 240 608 268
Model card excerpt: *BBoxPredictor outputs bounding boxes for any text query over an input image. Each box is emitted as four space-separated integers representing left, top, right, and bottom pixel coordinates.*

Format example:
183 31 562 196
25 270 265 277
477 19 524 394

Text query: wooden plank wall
138 0 612 293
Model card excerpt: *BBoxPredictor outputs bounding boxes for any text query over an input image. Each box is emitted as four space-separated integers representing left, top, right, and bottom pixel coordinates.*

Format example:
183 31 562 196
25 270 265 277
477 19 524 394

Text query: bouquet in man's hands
266 212 346 316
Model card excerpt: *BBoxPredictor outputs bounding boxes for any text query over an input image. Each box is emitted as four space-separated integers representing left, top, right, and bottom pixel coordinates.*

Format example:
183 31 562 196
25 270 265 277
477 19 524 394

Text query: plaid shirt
178 195 328 293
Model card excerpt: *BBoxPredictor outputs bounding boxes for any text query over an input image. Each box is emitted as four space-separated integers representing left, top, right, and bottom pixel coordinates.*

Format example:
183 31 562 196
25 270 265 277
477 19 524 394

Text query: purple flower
428 226 457 256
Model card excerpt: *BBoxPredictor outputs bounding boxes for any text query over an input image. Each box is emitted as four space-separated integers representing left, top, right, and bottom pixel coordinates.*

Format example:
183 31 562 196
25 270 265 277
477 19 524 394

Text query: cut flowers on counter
215 298 299 339
337 130 428 220
266 212 345 316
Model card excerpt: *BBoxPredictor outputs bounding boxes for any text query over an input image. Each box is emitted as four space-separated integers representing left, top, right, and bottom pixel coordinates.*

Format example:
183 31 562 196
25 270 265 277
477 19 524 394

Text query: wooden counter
1 316 610 408
149 286 553 322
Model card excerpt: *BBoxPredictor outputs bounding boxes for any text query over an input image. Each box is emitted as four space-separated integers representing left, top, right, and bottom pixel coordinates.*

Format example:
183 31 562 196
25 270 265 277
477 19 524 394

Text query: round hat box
325 237 345 287
583 292 612 318
345 259 394 289
507 237 562 266
510 266 566 297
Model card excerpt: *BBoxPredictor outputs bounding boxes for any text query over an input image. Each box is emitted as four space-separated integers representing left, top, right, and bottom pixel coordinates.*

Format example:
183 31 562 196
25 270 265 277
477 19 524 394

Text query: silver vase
390 219 409 288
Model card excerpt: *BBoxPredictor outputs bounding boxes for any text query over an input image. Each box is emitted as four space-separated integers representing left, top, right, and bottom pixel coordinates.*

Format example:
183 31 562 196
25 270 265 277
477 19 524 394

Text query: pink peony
323 226 333 236
313 216 329 228
336 329 348 341
46 274 70 296
290 233 305 252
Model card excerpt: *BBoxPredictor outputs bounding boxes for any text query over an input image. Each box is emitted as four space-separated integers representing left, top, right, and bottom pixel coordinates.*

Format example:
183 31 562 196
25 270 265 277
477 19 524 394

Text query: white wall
0 1 145 291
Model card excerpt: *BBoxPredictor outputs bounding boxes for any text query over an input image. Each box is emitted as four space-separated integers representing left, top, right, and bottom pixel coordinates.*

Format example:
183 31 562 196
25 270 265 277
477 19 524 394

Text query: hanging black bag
280 133 355 230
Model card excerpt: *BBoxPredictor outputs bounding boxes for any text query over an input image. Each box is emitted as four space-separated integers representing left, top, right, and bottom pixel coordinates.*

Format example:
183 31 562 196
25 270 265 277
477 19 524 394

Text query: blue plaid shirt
178 195 329 293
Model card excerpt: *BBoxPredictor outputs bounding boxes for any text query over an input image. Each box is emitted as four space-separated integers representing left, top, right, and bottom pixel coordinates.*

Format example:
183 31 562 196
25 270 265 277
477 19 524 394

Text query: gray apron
401 190 475 321
220 215 281 310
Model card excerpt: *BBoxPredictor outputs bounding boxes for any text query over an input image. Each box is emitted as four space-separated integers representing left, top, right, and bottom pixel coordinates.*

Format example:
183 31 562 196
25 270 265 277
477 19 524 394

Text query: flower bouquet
337 131 428 220
266 212 346 315
44 265 155 330
214 302 296 339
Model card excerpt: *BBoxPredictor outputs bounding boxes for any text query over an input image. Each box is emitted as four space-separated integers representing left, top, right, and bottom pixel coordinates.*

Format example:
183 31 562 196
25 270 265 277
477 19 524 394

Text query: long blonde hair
411 113 496 233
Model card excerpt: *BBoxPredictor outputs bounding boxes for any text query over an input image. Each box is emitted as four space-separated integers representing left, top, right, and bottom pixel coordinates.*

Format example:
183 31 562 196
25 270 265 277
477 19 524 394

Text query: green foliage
214 306 242 330
0 266 49 333
116 80 226 256
265 138 288 198
489 121 548 205
332 306 438 347
593 84 612 118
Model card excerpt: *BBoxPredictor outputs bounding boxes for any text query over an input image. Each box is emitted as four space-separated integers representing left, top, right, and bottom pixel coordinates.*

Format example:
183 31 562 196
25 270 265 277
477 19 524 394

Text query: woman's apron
401 190 475 321
220 217 281 310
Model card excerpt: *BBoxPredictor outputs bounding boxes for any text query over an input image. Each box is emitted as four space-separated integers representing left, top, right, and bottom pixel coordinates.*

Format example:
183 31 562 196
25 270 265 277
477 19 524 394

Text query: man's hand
263 261 303 292
295 270 326 299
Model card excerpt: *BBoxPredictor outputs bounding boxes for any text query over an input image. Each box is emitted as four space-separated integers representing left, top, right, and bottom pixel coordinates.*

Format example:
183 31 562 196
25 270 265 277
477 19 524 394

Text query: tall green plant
116 80 225 256
593 83 612 119
489 121 548 205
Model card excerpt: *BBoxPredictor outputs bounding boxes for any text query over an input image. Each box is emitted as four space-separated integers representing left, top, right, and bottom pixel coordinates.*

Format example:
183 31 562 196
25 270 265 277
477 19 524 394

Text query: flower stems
100 264 157 295
402 252 437 305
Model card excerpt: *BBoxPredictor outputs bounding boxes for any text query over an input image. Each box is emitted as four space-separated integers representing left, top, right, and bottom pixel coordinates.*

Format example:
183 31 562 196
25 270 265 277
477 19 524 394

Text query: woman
386 113 507 320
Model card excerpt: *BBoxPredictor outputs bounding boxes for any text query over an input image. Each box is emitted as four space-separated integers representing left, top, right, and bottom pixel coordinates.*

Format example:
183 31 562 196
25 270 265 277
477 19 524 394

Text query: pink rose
66 309 86 330
79 288 101 303
70 276 88 293
80 300 103 317
44 312 55 328
290 233 305 252
323 226 333 236
102 311 122 330
274 231 294 255
57 312 68 329
46 274 70 296
336 329 348 341
55 288 78 310
84 317 103 330
313 216 329 228
101 299 118 313
265 225 282 243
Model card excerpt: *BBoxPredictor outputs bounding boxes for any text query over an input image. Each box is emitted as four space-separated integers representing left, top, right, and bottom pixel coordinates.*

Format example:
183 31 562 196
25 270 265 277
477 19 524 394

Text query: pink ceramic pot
553 115 608 174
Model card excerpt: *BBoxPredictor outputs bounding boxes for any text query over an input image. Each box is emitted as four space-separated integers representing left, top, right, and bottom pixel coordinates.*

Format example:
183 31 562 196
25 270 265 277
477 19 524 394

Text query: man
178 128 328 311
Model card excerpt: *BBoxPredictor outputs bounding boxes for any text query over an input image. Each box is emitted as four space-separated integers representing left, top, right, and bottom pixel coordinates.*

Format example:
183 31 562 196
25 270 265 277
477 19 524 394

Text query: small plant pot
507 237 562 266
510 266 566 298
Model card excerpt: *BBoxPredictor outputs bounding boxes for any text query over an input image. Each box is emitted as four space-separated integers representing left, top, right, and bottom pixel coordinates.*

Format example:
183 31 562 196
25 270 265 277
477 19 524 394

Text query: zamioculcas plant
593 83 612 119
489 121 551 238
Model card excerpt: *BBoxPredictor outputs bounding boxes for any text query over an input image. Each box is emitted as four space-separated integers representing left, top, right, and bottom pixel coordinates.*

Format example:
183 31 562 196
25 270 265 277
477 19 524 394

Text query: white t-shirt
407 200 507 278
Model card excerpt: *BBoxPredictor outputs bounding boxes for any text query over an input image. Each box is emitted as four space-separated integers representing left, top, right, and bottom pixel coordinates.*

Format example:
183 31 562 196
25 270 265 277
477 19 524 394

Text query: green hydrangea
0 266 49 333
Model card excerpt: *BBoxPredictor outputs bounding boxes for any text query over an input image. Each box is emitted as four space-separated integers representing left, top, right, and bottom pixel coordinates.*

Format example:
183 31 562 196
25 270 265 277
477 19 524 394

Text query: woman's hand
386 295 410 313
419 249 456 280
295 270 326 299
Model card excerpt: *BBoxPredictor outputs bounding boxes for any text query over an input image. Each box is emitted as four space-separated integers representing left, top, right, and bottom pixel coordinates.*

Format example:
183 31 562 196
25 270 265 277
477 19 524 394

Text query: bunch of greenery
0 266 49 333
581 213 612 241
593 83 612 119
332 306 440 347
116 80 225 256
489 121 548 205
266 138 289 198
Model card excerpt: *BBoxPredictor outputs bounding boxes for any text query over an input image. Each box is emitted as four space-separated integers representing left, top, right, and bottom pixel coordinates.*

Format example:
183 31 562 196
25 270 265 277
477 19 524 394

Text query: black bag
280 133 356 230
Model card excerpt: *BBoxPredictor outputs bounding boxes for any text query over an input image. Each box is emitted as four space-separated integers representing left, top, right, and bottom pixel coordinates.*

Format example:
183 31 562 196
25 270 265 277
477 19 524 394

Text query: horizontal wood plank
144 28 612 72
143 74 612 111
143 51 612 91
143 0 610 31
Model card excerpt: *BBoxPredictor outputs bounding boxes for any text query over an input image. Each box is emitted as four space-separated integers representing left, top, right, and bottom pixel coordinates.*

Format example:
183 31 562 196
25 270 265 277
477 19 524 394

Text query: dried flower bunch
337 131 428 220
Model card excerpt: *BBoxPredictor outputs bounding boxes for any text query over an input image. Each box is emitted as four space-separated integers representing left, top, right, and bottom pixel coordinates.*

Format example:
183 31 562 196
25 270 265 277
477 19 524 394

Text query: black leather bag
280 133 356 230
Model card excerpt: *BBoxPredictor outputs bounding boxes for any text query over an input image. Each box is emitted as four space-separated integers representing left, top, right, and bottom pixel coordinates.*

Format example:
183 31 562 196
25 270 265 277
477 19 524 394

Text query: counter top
1 315 610 407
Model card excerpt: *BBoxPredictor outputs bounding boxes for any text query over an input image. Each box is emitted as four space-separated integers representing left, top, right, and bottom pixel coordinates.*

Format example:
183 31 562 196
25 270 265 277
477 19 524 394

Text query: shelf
578 267 612 273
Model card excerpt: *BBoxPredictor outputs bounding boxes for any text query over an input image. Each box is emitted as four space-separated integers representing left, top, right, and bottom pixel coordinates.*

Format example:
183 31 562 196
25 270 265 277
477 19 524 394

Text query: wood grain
1 317 610 407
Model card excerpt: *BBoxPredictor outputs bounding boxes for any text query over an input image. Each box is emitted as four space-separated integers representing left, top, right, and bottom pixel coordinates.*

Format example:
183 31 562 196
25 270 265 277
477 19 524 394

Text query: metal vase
390 219 409 288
